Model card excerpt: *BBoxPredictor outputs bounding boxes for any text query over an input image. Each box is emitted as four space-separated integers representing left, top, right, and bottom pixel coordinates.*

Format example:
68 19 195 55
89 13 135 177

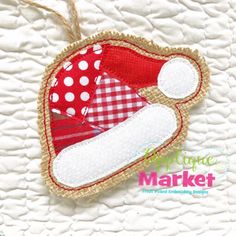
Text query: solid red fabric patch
86 73 149 130
101 45 167 90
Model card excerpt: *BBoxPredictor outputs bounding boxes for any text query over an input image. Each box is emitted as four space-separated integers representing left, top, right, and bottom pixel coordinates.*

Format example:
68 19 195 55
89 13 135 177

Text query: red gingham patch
86 74 149 130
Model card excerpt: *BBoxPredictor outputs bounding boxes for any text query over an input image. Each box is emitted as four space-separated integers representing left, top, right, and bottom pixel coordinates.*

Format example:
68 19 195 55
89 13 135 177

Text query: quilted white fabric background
0 0 236 235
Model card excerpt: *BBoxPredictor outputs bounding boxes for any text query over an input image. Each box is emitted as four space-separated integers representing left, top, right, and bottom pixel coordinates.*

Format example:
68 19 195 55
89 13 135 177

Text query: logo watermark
138 148 225 195
142 189 208 195
143 148 217 172
139 170 215 187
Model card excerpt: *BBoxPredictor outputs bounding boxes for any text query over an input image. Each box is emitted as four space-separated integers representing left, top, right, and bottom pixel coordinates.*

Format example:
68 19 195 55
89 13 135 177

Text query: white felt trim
52 104 177 188
158 58 199 99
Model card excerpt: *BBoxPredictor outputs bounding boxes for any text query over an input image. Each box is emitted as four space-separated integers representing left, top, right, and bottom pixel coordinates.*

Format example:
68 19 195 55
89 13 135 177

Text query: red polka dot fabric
49 44 104 122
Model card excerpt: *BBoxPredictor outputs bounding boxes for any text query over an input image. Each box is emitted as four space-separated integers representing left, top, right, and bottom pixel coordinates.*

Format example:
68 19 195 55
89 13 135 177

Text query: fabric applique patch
38 31 210 198
86 75 148 130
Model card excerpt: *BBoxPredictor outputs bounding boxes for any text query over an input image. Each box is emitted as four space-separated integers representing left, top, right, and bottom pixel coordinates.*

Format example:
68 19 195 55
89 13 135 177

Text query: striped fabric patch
50 112 102 154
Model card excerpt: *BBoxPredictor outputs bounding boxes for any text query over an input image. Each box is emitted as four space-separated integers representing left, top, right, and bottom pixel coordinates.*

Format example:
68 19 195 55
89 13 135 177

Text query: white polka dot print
64 77 74 87
66 107 76 116
80 76 89 86
51 93 59 103
80 92 90 101
65 92 75 102
93 44 102 54
51 108 61 114
94 60 101 70
79 48 87 55
49 42 104 121
78 60 88 70
81 107 88 115
63 61 73 71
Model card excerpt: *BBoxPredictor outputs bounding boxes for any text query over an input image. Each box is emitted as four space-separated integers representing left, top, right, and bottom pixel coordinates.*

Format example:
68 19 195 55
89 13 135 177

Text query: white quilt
0 0 236 235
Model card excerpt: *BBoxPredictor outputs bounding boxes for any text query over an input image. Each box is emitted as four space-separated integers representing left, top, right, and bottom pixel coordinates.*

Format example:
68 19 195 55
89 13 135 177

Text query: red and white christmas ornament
20 0 210 198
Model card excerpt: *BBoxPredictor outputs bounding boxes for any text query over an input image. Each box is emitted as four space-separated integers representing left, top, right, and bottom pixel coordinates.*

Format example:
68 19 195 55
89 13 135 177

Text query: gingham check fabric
86 75 148 130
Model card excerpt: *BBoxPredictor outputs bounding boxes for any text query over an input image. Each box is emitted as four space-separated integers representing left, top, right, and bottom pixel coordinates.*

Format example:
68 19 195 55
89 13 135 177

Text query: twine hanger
19 0 81 43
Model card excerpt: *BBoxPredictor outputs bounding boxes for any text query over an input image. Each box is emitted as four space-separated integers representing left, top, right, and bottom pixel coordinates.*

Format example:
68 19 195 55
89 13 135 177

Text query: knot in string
20 0 81 43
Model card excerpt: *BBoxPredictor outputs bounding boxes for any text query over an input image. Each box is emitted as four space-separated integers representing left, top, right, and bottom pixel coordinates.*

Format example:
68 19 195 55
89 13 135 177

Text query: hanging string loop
19 0 81 43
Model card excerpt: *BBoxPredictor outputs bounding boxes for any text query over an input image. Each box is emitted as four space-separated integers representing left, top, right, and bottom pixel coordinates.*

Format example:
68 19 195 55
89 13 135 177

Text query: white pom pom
158 58 199 99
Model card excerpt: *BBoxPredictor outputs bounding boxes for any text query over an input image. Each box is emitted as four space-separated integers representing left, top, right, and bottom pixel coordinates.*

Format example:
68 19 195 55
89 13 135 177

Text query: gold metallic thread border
38 31 210 199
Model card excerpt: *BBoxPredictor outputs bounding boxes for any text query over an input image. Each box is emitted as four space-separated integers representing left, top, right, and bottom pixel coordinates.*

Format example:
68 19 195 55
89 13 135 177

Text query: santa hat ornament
21 0 210 198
